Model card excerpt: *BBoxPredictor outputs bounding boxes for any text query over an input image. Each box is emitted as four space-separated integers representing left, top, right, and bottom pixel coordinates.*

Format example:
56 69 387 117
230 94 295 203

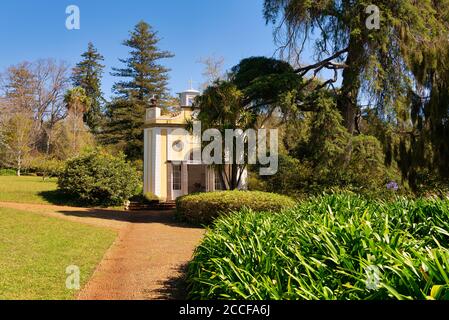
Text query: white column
167 163 173 201
151 128 162 197
143 128 149 194
181 162 188 195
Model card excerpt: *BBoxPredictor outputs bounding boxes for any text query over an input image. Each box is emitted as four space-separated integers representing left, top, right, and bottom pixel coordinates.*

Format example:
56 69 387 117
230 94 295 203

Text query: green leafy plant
58 151 141 206
0 168 17 176
187 194 449 300
28 157 65 179
176 190 296 225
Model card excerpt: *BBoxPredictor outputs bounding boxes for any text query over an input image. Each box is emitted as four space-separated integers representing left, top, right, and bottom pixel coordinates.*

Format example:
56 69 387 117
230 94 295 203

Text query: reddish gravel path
0 202 204 300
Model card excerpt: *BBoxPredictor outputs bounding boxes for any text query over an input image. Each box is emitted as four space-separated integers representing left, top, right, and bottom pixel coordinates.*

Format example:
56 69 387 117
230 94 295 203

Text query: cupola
178 82 200 108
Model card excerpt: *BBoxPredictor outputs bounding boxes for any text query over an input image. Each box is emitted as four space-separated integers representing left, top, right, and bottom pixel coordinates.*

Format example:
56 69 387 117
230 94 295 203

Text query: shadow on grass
57 208 203 229
39 190 204 229
38 190 90 207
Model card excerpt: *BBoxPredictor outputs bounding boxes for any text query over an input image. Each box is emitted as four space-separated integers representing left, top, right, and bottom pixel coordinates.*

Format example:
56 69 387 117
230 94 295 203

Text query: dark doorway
188 165 207 193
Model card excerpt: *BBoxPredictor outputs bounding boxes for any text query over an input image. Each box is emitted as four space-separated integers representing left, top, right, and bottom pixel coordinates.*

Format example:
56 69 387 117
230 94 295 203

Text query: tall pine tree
72 42 105 134
105 21 173 160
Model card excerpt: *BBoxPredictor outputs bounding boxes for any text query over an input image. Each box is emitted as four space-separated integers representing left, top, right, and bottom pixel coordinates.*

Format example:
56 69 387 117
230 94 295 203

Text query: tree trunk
230 163 239 190
72 104 79 155
229 140 240 190
46 127 52 155
46 109 56 155
17 155 21 177
73 108 77 154
338 37 363 134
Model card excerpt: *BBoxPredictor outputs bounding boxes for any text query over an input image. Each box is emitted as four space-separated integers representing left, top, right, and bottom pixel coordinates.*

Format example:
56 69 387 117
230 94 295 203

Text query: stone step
128 201 176 211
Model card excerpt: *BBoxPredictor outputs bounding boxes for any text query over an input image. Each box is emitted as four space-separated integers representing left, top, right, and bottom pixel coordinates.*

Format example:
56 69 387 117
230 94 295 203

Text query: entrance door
172 164 183 199
188 164 207 194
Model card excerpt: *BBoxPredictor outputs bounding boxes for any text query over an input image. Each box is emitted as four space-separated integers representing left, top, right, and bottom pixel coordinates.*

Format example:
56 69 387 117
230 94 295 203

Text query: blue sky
0 0 280 100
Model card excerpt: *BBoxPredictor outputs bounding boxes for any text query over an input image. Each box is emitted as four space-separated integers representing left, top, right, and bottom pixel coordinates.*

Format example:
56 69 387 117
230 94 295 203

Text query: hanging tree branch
294 47 349 77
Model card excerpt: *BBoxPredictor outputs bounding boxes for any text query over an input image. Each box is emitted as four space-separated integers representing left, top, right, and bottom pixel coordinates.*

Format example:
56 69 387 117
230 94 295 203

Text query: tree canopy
72 42 105 133
264 0 449 133
103 21 174 160
260 0 449 190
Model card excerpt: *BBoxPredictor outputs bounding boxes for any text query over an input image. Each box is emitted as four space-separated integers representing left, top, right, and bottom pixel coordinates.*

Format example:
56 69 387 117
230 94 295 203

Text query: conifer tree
263 0 449 134
105 21 174 160
72 42 105 134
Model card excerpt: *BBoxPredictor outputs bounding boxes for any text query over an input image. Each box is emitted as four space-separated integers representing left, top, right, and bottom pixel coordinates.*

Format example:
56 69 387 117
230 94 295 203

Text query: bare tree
64 87 91 155
0 63 37 173
0 62 36 113
0 59 70 155
34 59 71 154
198 55 225 89
0 112 34 176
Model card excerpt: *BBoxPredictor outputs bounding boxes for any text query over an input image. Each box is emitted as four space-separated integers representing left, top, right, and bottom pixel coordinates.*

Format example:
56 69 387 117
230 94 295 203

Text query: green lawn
0 207 117 300
0 176 59 205
0 176 125 209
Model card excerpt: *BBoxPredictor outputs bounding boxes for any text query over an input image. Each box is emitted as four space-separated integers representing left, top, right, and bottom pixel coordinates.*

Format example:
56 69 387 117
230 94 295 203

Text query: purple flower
386 181 399 191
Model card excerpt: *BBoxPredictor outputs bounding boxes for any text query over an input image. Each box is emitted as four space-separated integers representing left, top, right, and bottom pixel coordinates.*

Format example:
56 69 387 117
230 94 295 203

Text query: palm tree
64 87 91 155
194 81 254 190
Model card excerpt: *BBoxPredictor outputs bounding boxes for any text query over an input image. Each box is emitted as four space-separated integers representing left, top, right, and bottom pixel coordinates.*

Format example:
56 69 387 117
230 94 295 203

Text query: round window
172 140 184 152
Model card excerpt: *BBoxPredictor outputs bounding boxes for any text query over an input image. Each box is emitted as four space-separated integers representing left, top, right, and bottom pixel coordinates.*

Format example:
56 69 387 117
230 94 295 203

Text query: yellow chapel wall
160 129 168 201
144 107 197 200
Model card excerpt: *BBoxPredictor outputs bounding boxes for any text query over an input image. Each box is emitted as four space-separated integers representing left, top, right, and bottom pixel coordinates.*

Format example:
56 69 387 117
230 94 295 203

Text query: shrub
0 168 17 176
28 157 65 178
176 190 296 224
187 194 449 300
129 192 160 205
144 192 160 203
249 153 311 198
58 151 141 206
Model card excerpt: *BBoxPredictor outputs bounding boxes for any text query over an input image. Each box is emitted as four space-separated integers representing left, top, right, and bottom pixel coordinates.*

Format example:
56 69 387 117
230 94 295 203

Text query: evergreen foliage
72 42 105 133
259 1 449 192
58 150 140 206
103 21 174 160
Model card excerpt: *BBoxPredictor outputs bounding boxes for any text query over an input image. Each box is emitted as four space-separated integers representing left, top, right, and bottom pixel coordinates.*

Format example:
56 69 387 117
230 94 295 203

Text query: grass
0 176 59 205
0 207 117 300
187 194 449 300
0 176 113 207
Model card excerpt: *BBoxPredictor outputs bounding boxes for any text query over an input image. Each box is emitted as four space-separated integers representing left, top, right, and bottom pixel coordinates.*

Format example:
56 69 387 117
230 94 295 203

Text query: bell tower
179 80 200 111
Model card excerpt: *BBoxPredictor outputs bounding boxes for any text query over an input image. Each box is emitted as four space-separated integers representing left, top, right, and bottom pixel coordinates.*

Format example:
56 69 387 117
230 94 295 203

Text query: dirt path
0 202 204 300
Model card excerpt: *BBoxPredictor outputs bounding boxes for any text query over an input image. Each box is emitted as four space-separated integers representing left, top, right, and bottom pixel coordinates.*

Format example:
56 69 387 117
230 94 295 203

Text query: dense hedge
176 190 296 224
187 194 449 300
29 157 65 178
58 151 141 206
0 168 17 176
